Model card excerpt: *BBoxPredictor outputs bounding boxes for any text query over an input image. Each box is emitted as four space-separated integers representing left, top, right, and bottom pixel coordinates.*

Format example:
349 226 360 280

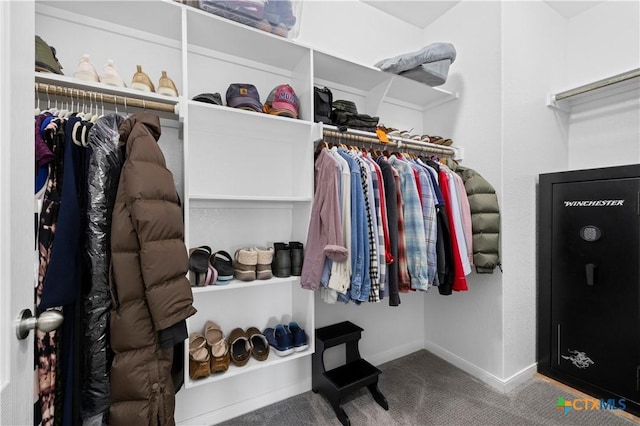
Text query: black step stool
312 321 389 426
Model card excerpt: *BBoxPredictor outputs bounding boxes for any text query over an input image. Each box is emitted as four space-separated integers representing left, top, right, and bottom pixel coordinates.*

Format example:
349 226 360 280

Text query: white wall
297 0 431 371
419 1 506 383
564 1 640 170
501 0 568 381
297 0 425 67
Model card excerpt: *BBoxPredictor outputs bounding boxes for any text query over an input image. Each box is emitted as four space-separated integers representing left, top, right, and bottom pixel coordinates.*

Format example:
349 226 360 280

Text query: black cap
193 92 223 106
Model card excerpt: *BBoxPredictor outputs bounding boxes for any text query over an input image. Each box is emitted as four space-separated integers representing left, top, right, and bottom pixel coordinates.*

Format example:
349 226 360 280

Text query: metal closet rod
322 128 455 157
35 82 178 114
554 68 640 101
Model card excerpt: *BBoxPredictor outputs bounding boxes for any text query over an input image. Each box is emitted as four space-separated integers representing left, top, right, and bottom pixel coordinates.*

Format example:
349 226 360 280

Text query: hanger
34 84 41 116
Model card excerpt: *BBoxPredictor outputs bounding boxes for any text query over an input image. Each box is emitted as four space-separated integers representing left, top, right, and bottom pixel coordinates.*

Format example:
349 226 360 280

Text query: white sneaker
73 54 99 83
100 59 125 87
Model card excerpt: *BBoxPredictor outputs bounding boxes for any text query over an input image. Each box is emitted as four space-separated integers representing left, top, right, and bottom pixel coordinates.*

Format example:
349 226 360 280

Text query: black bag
314 86 333 124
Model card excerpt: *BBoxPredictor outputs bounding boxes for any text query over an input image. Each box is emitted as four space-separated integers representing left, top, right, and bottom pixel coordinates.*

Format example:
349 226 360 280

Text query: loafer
247 327 270 361
229 328 251 367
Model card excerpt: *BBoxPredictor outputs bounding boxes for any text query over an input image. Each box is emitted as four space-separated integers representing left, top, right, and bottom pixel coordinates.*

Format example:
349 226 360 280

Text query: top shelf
313 50 457 111
548 68 640 111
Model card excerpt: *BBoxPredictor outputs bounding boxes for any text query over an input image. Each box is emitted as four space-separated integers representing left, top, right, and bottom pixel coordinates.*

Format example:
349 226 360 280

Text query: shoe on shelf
188 333 210 380
234 247 258 281
212 251 234 284
73 54 99 83
263 324 294 357
289 241 304 276
188 246 212 287
204 321 230 373
246 326 270 361
157 70 179 97
271 242 291 278
229 328 251 367
286 321 308 352
100 59 125 87
131 65 155 92
255 247 274 280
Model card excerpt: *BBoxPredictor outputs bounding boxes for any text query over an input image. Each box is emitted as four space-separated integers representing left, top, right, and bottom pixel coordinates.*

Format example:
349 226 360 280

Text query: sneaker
131 65 155 92
157 70 179 97
73 54 99 83
263 325 294 357
100 59 125 87
35 35 63 74
286 321 308 352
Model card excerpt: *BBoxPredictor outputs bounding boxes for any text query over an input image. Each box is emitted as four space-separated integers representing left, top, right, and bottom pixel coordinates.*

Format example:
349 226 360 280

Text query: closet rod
35 82 178 114
554 68 640 101
322 128 455 157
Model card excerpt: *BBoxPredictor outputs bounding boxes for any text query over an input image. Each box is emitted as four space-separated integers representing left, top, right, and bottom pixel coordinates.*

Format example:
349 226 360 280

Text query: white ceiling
542 1 602 19
361 1 603 29
361 1 460 29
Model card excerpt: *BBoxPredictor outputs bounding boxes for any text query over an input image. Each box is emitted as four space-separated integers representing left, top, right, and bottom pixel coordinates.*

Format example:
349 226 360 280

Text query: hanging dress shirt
389 155 430 291
300 149 348 290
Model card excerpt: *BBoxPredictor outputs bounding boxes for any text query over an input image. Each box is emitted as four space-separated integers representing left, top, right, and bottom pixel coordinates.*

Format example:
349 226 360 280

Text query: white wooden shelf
191 276 299 293
185 349 312 389
35 72 180 106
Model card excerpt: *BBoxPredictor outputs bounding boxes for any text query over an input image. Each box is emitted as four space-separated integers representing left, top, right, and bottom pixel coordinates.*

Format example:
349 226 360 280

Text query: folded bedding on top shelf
374 42 457 87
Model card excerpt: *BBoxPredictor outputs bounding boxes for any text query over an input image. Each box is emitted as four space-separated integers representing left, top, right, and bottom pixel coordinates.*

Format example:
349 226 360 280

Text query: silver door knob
15 308 63 340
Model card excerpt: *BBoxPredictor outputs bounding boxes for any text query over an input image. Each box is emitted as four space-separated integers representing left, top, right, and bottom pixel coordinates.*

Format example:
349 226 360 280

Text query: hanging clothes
300 148 348 291
82 113 125 425
446 159 501 273
109 113 196 426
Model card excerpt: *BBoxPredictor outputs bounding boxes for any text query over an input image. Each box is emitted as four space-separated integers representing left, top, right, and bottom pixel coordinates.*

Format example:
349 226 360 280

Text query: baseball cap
263 84 299 118
226 83 263 112
193 92 223 106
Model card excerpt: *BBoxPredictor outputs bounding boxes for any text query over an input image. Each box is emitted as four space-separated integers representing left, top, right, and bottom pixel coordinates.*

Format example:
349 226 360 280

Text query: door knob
15 308 63 340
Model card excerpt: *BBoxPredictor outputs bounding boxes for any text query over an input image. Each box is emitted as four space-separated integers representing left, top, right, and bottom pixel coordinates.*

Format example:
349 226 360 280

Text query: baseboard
423 341 537 393
177 378 311 425
367 340 424 367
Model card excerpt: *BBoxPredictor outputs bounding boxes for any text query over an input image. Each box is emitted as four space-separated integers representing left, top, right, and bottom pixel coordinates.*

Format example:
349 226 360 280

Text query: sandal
204 321 230 373
229 328 251 366
189 246 212 286
247 326 270 361
188 333 210 380
211 251 234 284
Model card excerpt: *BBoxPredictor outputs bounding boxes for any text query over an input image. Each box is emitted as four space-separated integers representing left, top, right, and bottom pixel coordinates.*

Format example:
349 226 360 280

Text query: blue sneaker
263 325 294 357
287 321 308 352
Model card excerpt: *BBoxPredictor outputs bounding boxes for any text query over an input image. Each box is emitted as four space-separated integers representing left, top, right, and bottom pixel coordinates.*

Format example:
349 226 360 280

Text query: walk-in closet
1 1 639 425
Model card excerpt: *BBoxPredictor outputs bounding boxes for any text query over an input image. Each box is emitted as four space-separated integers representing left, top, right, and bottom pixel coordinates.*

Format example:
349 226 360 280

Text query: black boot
271 242 291 278
289 241 304 276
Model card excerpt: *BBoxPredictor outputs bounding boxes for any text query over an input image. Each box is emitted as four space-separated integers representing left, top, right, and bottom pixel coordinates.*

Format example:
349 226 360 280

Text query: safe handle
585 263 596 286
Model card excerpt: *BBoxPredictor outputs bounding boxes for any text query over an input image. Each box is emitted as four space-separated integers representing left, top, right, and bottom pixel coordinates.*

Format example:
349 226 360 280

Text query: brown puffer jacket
109 113 196 425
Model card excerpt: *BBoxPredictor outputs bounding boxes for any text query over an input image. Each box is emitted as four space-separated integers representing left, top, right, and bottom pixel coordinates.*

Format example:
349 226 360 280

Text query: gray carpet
219 349 638 426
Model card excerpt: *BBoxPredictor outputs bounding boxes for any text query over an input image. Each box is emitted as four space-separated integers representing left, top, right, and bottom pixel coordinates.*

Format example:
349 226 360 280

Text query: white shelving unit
34 0 459 415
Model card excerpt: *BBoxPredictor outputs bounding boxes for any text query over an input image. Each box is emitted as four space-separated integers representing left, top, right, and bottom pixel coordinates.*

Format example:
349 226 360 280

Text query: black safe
538 164 640 415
